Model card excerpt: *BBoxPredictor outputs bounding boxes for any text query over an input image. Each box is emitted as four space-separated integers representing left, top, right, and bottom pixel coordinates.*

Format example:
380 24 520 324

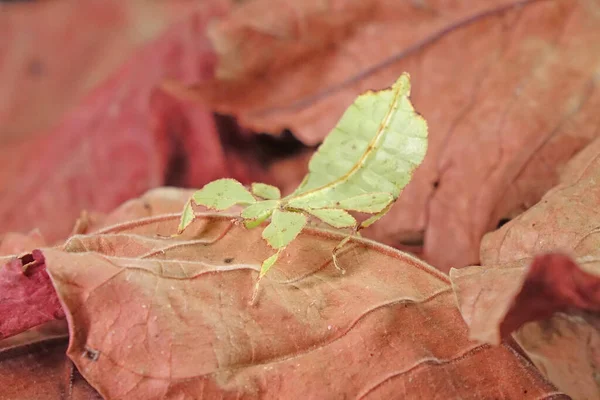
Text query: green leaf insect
178 73 428 304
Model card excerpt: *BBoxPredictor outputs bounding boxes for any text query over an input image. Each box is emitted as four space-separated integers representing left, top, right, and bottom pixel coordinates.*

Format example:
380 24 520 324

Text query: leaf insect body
177 73 428 304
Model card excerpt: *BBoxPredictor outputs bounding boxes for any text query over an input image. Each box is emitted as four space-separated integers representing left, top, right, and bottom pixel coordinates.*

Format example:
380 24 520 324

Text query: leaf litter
42 207 563 399
1 0 599 398
0 184 566 398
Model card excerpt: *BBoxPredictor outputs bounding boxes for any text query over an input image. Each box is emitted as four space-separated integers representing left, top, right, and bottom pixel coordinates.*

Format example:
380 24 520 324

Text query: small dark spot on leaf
497 218 511 229
224 257 234 264
83 346 100 362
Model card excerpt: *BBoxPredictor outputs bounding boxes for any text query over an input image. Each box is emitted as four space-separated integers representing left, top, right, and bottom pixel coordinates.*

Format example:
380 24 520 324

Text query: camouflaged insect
178 73 428 303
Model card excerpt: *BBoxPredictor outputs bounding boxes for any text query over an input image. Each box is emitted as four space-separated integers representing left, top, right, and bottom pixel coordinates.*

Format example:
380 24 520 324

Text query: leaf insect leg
331 201 396 274
250 249 282 306
331 230 355 274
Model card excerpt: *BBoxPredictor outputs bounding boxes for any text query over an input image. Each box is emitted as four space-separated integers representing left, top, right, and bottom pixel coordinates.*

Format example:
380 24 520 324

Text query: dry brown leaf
515 313 600 400
452 255 600 400
451 138 600 399
78 187 198 235
451 254 600 343
481 137 600 265
35 213 565 399
0 339 102 400
0 320 68 352
167 0 600 272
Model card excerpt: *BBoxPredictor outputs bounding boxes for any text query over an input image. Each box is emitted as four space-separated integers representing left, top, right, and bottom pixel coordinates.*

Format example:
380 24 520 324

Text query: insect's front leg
250 249 282 305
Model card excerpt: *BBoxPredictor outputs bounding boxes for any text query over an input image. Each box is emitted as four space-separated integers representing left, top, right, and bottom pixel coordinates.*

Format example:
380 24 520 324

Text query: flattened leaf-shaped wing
285 73 427 211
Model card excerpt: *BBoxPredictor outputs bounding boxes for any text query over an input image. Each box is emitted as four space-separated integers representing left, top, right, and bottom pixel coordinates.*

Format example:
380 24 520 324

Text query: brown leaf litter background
2 0 600 399
45 199 565 399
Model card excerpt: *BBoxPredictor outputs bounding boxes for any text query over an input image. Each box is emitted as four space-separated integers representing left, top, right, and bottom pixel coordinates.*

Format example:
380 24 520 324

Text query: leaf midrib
283 86 403 204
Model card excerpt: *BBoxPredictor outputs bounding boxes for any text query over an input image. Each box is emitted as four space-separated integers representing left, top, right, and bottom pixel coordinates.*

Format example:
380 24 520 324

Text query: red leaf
0 0 238 244
500 254 600 337
0 250 64 340
451 253 600 344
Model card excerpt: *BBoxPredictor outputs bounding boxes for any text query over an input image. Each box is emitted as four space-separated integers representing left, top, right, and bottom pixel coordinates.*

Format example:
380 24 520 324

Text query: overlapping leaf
167 0 600 271
451 137 600 399
0 251 64 341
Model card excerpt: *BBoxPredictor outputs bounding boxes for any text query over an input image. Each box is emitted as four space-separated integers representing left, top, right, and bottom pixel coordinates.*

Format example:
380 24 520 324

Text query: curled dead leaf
451 253 600 345
451 254 600 400
453 137 600 399
0 251 64 341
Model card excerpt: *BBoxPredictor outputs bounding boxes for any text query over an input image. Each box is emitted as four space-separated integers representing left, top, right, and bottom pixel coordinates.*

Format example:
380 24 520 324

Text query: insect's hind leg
331 231 355 274
331 202 395 274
